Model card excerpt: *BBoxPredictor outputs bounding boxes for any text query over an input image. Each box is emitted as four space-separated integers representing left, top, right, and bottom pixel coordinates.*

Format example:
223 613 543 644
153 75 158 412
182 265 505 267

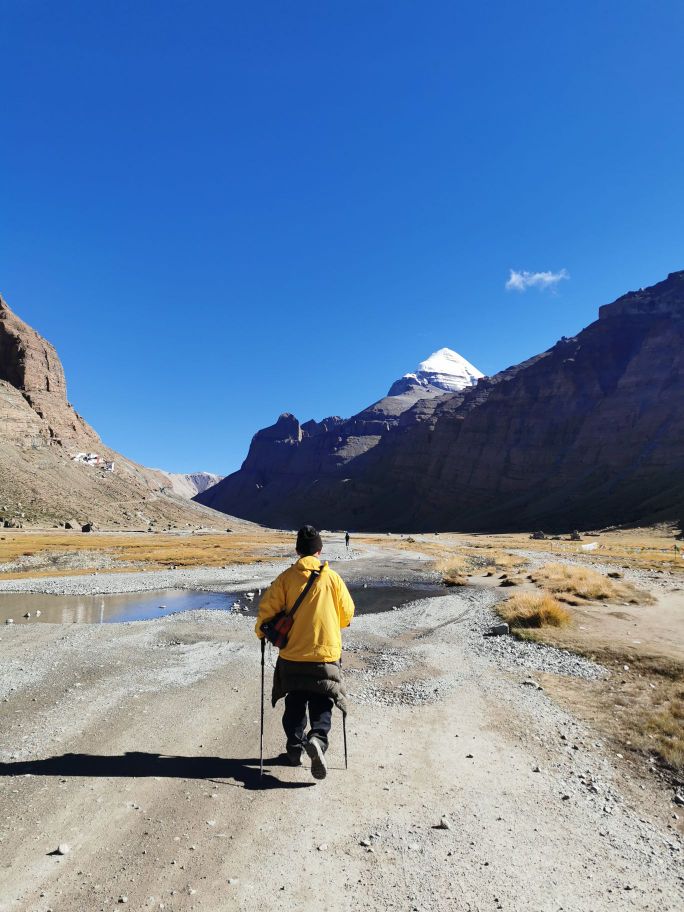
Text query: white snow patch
389 348 483 396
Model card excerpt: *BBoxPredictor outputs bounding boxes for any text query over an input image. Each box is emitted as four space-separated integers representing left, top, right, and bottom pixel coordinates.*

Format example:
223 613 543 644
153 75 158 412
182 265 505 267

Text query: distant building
72 452 104 466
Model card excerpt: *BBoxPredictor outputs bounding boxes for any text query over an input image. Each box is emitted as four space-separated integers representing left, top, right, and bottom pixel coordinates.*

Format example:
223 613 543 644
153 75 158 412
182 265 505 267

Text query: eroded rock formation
0 294 235 529
0 296 99 446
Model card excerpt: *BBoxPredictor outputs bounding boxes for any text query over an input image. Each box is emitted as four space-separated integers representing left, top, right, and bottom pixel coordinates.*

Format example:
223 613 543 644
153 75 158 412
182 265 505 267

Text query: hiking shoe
305 737 327 781
285 747 303 767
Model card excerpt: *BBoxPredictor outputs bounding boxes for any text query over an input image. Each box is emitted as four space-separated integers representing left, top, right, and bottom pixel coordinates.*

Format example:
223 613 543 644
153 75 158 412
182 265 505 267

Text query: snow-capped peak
387 348 484 397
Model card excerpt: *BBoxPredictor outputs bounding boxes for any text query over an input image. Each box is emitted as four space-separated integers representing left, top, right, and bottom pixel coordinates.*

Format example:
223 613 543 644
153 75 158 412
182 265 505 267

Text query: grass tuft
498 591 572 629
443 571 468 587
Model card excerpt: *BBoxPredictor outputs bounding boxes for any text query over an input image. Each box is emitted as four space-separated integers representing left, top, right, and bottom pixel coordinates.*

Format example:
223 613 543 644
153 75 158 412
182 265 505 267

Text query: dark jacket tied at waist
272 656 348 715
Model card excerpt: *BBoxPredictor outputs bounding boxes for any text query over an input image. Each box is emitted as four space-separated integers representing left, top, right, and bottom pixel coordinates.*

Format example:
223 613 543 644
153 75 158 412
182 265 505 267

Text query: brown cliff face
198 271 684 531
0 294 231 529
0 296 99 446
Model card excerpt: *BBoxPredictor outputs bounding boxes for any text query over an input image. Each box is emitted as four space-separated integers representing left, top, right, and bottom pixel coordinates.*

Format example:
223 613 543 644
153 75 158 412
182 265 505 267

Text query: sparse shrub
498 591 572 629
499 576 523 587
443 570 468 587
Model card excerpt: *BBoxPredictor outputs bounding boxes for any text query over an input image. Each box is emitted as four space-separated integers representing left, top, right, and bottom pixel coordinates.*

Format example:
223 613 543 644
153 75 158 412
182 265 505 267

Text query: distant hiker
256 525 355 780
345 531 350 551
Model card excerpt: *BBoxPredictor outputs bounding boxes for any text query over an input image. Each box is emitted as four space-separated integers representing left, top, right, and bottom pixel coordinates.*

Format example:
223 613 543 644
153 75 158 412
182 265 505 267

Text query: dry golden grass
488 527 684 573
498 591 572 629
99 533 291 568
0 531 292 576
529 562 652 605
641 695 684 771
463 545 527 573
436 551 469 584
0 567 135 581
435 543 528 586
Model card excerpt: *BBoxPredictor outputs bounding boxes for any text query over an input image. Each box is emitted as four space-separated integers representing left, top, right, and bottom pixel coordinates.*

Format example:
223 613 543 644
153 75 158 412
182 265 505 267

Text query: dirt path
1 553 682 911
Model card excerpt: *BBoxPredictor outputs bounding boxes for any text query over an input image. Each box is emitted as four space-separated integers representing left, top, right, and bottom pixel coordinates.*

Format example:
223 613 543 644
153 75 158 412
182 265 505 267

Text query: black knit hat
296 524 323 556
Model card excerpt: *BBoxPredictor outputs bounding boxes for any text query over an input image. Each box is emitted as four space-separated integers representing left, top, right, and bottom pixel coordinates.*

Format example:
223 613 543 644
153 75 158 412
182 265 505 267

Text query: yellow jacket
255 556 355 662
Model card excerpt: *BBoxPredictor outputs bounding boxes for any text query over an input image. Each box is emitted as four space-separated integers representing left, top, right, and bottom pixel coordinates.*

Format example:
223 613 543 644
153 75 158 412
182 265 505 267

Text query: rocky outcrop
0 296 99 447
0 294 242 529
198 271 684 532
599 270 684 320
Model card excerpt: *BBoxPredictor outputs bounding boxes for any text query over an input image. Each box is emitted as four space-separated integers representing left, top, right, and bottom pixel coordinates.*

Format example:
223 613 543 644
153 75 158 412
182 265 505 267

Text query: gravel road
0 548 682 911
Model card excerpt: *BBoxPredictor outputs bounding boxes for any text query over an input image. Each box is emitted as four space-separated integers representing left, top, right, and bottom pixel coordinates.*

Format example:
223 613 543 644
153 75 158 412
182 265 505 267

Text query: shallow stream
0 583 444 625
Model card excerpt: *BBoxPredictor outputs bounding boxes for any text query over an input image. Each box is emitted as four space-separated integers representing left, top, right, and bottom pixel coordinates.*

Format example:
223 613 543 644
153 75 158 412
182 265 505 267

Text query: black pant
282 690 333 752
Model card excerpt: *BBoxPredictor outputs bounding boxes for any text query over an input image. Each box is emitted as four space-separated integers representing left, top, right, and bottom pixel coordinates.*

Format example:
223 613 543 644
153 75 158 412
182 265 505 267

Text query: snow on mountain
155 471 224 499
387 348 484 397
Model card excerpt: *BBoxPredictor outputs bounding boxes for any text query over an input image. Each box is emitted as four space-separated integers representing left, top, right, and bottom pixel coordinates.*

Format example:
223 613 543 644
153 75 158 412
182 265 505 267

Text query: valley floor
0 537 682 911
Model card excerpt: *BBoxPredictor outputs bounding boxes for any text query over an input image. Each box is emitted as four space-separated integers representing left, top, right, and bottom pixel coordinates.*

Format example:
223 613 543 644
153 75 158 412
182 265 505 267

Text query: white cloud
506 268 569 292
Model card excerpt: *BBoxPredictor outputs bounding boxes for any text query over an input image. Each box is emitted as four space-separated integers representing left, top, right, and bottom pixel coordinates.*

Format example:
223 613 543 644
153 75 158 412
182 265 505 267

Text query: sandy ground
1 544 683 912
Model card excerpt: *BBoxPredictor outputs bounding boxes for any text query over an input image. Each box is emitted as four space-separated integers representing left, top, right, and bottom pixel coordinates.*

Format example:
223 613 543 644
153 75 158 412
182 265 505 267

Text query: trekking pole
342 710 348 770
260 639 265 781
340 654 348 770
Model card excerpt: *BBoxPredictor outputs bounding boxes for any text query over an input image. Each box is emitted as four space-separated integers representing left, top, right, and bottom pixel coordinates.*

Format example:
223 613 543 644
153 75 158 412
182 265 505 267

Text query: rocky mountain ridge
196 346 485 520
197 271 684 531
155 471 225 500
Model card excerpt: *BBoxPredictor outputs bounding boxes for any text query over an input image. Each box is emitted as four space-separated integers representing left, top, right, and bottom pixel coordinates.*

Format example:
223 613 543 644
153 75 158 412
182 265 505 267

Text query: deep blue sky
2 2 683 474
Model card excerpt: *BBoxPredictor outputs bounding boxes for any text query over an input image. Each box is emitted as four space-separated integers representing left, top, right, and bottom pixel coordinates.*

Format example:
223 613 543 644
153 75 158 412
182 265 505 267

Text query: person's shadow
0 752 314 791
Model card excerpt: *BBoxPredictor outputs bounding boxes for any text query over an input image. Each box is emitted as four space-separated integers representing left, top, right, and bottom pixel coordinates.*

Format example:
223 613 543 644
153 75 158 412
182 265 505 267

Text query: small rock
5 618 13 625
118 897 128 905
227 878 239 885
56 843 70 855
23 612 31 618
317 843 328 851
436 816 451 830
487 623 509 637
466 754 474 759
532 766 541 773
359 838 372 847
521 679 542 689
674 793 684 807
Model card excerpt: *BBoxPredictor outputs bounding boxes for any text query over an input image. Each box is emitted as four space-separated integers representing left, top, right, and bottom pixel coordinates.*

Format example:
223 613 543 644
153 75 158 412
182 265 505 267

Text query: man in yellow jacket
256 525 355 780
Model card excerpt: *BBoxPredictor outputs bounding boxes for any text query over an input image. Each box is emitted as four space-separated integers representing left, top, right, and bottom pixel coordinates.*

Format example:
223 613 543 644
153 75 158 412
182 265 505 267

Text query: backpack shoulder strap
287 566 321 618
